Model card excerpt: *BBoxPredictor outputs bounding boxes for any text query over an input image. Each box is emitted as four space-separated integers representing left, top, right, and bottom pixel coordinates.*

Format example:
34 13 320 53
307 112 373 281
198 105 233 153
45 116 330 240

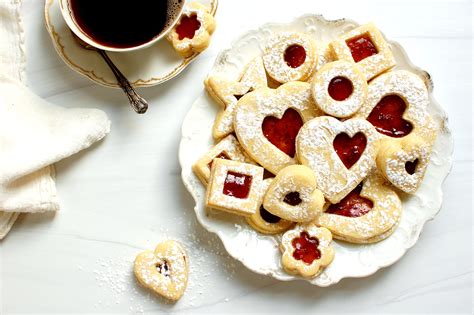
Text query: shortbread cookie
316 171 402 243
193 134 255 185
234 82 321 174
263 165 325 222
297 116 380 203
312 60 368 118
263 32 318 83
354 70 437 145
167 2 216 58
376 135 431 193
330 23 395 80
206 159 264 216
246 179 294 234
280 223 334 278
205 57 267 139
134 240 189 301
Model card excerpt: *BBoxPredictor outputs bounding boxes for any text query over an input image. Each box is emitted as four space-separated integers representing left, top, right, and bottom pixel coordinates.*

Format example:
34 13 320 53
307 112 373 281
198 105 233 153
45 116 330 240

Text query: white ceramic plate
44 0 218 88
179 15 453 286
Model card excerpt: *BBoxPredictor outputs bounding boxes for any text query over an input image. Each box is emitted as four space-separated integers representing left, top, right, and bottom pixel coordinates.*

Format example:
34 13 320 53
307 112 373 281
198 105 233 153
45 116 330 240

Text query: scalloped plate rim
179 13 453 286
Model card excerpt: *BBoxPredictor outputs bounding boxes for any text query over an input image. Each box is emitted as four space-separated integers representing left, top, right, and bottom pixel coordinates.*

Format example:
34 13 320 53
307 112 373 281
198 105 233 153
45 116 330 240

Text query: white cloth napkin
0 0 111 239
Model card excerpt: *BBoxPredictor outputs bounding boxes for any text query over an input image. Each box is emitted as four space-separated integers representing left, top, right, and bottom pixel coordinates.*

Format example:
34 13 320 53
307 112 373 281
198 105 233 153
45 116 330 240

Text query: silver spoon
71 33 148 114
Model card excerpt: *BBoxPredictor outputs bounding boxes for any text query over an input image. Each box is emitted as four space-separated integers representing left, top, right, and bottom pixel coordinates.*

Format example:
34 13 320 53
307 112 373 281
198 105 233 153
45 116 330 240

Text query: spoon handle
97 50 148 114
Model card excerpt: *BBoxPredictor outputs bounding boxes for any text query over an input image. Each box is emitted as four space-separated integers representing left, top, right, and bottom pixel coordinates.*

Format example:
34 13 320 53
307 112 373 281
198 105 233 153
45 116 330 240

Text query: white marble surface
1 0 472 313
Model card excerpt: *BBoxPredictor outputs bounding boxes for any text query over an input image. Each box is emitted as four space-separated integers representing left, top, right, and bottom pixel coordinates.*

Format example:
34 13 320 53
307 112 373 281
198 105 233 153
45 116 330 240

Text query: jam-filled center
291 231 321 264
156 261 170 277
208 151 230 169
326 183 373 217
176 14 201 40
284 44 306 68
367 95 413 138
328 76 354 101
405 158 419 175
283 192 302 206
333 132 367 169
346 33 378 62
259 206 281 224
262 108 304 158
223 171 252 199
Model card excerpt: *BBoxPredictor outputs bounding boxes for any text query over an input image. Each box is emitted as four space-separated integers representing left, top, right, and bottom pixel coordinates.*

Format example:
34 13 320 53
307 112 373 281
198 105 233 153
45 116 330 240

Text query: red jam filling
333 132 367 169
328 76 354 101
346 33 378 62
223 171 252 199
284 44 306 68
259 206 281 224
176 14 201 40
405 159 419 175
367 95 413 138
291 231 321 264
283 192 302 206
208 151 231 169
262 108 304 158
326 183 373 217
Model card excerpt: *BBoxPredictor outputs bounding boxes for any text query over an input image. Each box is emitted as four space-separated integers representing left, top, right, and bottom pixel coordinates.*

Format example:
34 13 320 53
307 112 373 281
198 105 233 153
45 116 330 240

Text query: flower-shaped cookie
280 223 335 278
376 135 431 193
167 2 216 58
296 116 380 203
263 165 325 222
134 240 189 301
234 81 321 174
316 171 402 243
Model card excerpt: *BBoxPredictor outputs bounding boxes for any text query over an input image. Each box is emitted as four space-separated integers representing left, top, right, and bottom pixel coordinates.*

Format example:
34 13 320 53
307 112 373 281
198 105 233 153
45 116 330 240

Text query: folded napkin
0 0 111 239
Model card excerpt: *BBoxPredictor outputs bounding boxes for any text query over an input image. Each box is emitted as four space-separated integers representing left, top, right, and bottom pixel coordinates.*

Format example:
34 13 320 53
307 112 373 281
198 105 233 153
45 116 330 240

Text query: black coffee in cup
69 0 183 49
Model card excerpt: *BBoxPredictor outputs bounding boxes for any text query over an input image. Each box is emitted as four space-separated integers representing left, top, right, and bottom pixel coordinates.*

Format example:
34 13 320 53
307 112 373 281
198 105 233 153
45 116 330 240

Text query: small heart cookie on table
297 116 380 203
134 240 189 302
234 81 321 175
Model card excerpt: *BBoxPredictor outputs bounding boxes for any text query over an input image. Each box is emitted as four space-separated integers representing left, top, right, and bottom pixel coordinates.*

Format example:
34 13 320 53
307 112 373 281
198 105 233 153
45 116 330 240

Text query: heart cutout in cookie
405 158 419 175
262 108 304 158
367 94 413 138
234 82 320 174
326 183 373 217
134 240 189 301
333 132 367 169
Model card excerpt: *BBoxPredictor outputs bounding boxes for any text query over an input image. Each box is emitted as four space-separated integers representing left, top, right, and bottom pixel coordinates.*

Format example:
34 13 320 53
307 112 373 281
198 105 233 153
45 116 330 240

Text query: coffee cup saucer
44 0 218 88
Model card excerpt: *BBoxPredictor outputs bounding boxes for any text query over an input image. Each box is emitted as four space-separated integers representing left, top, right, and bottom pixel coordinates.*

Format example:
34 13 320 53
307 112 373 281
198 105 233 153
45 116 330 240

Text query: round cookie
262 32 318 83
312 60 367 118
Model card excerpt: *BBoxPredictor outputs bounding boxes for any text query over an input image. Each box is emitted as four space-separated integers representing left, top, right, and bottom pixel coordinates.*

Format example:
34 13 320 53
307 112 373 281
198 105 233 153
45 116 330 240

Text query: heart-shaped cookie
376 135 431 193
134 240 189 301
354 70 437 145
263 165 325 222
296 116 380 203
234 81 321 174
316 171 402 243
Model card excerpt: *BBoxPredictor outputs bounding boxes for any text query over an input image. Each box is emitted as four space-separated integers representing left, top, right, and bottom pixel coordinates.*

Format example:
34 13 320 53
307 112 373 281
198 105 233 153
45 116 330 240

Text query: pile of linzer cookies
193 23 437 279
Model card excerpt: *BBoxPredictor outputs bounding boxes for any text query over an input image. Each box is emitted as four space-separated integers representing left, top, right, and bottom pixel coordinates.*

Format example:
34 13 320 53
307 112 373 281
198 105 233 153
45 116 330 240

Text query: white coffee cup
59 0 185 52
